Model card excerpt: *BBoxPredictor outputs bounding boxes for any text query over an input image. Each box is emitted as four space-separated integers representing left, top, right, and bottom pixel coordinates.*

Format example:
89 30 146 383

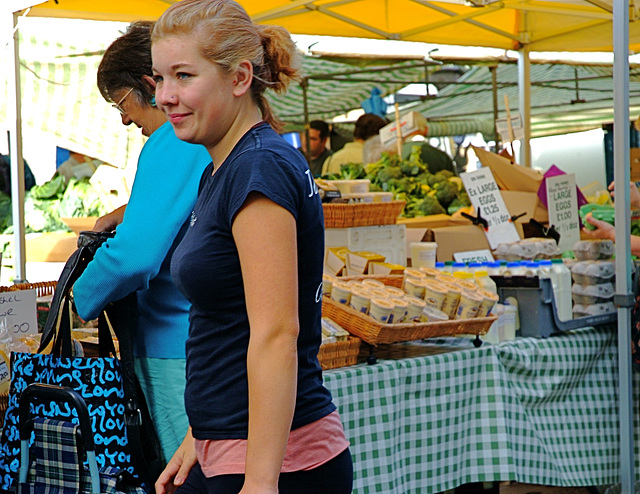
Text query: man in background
303 120 333 177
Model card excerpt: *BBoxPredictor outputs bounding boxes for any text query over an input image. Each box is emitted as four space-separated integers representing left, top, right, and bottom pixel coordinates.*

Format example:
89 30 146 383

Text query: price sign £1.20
545 173 580 252
460 167 520 249
0 289 38 338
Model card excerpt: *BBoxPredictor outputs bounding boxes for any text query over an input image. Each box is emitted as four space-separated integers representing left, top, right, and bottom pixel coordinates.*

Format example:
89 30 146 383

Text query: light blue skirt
134 357 189 464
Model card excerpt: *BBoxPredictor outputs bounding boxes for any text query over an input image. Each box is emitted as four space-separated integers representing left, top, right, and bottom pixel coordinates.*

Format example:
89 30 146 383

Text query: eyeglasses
111 87 134 115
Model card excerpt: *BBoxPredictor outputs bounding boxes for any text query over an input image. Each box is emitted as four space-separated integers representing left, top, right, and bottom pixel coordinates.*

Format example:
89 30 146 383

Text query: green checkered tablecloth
323 325 631 493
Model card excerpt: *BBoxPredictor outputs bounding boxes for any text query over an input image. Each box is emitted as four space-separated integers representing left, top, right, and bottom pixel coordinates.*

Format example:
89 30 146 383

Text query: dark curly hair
97 21 155 107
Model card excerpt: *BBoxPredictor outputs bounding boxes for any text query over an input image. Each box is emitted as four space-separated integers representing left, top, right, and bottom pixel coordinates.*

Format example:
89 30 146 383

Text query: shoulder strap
104 294 164 485
38 245 93 354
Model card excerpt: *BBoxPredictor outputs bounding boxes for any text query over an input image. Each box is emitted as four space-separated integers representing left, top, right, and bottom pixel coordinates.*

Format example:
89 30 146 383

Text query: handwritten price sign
545 173 579 252
0 289 37 337
460 168 520 249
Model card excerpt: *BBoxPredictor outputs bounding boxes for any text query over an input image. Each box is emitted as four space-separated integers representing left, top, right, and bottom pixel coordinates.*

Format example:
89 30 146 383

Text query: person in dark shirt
0 153 36 196
303 120 333 177
151 1 352 493
402 140 456 174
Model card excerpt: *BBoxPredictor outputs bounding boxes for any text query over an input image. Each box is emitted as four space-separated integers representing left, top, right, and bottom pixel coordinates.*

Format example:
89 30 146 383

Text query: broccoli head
447 192 472 215
433 180 459 209
415 196 446 216
377 165 404 184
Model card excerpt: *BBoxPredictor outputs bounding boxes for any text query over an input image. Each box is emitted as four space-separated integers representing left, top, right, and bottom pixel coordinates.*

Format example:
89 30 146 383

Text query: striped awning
407 58 640 139
0 31 430 171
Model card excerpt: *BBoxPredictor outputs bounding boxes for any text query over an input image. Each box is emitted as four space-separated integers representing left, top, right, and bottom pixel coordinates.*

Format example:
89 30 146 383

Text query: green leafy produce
58 178 106 218
338 162 367 180
408 196 446 217
0 176 109 235
433 180 459 209
320 149 466 218
447 192 472 215
30 174 66 200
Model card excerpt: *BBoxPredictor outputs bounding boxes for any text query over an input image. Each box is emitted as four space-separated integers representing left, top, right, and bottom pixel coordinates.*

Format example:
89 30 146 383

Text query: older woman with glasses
72 20 211 467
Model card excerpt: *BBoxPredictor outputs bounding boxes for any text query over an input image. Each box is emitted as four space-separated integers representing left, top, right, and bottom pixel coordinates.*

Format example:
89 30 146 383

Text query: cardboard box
423 225 492 262
345 251 386 276
379 111 427 148
61 217 98 235
369 262 406 275
500 191 549 223
473 146 543 193
324 246 349 276
25 232 78 262
398 214 470 229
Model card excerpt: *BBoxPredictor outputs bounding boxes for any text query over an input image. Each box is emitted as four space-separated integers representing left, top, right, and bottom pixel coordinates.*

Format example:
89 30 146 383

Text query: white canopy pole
4 8 27 283
517 45 532 168
613 0 635 490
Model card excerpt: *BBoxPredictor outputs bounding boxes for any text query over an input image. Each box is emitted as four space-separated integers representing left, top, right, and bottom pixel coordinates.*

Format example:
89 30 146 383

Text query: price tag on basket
545 173 580 252
460 168 520 249
0 289 38 337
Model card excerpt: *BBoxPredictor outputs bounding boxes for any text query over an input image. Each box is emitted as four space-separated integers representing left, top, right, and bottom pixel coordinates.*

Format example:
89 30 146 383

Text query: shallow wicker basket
323 200 406 228
0 281 57 297
317 336 362 370
323 275 495 346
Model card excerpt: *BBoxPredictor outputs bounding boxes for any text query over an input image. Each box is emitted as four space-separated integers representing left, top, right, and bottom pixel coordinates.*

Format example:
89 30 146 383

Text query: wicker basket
323 297 495 346
323 200 406 228
323 274 495 346
0 281 57 297
317 336 362 370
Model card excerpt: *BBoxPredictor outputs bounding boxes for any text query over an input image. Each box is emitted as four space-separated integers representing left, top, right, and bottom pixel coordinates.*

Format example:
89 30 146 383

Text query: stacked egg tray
493 275 618 339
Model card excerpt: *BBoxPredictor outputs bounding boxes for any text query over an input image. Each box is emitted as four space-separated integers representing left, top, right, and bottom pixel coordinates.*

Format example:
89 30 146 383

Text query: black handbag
0 231 163 493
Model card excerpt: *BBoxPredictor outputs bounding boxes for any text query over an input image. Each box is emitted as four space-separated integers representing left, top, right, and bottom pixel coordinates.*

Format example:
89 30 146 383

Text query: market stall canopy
23 0 640 53
410 56 640 138
0 31 431 171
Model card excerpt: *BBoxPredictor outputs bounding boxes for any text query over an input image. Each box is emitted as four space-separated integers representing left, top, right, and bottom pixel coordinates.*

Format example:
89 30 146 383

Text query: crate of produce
323 200 406 228
322 275 495 346
317 336 362 370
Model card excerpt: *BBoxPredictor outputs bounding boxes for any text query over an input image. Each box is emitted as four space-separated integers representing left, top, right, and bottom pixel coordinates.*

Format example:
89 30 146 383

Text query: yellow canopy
24 0 640 53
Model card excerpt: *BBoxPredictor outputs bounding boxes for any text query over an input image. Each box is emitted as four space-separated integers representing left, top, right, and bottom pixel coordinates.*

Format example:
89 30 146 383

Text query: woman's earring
150 95 156 107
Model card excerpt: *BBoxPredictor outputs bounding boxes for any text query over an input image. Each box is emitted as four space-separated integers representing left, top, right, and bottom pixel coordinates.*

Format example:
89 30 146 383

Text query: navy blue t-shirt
171 122 335 439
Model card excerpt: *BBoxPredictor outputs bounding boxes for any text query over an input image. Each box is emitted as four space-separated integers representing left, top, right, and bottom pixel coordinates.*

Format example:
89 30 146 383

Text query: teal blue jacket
74 122 211 358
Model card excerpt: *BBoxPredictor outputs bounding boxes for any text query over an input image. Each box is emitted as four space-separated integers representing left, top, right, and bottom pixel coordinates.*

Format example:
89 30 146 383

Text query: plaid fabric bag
19 418 145 494
0 232 162 493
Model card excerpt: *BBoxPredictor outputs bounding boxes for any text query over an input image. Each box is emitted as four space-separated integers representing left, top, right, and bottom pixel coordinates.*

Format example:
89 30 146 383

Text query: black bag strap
103 294 163 485
38 245 93 355
36 230 163 486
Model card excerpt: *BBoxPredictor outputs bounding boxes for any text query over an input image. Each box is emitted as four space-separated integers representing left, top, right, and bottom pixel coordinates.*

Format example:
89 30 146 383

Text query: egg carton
570 260 615 285
571 282 615 305
493 237 560 261
572 239 615 261
493 275 617 338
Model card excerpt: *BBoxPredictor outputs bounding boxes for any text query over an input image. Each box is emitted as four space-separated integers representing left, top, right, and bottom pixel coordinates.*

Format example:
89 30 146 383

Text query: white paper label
453 249 495 264
460 168 520 249
0 289 38 338
496 114 524 141
545 173 580 252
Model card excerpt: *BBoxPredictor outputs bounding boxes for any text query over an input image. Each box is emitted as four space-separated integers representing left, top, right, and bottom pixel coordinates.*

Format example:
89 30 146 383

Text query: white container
325 224 407 265
474 270 497 294
503 261 525 276
410 242 437 269
550 258 572 322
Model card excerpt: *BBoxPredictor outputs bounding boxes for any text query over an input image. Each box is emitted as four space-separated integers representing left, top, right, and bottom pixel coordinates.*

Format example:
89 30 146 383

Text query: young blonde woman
151 1 353 493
